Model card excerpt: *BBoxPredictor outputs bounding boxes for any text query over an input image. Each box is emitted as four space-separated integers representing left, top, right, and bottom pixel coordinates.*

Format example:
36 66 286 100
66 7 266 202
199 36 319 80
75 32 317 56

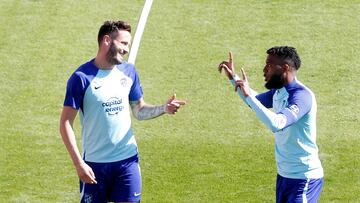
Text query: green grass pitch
0 0 359 202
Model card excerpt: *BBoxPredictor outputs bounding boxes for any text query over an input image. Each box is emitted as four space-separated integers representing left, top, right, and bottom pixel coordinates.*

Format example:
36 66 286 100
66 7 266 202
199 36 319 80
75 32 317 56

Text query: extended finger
172 100 186 105
170 102 180 108
169 102 185 109
234 80 244 91
241 68 248 81
168 93 176 101
229 51 233 64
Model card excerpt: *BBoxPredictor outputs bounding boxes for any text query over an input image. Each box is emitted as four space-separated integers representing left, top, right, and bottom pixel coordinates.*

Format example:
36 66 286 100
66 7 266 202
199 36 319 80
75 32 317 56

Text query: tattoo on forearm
136 104 166 120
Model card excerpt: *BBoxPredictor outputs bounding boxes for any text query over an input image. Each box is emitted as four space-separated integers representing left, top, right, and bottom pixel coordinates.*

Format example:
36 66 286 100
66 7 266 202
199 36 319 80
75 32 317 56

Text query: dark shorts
276 174 324 203
80 154 141 203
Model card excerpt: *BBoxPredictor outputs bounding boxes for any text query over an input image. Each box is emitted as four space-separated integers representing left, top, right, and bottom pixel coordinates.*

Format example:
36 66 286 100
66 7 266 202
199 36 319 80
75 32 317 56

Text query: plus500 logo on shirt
102 97 124 115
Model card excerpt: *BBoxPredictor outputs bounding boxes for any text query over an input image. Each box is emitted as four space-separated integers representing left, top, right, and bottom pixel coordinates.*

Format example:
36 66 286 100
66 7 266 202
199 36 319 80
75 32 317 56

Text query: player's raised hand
165 93 186 114
234 68 251 97
218 51 236 80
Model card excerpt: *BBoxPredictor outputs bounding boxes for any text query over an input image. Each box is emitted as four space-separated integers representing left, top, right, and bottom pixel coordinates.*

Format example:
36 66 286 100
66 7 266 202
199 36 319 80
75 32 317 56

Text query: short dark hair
97 20 131 45
266 46 301 70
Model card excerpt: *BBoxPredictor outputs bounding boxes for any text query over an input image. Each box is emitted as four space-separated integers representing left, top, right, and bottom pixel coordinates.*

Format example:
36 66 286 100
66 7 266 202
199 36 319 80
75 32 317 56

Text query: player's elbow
131 111 141 120
130 100 146 121
133 114 145 121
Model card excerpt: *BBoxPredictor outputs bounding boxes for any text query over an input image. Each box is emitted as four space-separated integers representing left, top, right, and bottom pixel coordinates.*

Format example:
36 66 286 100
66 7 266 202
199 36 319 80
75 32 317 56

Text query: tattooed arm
130 94 186 120
130 98 166 120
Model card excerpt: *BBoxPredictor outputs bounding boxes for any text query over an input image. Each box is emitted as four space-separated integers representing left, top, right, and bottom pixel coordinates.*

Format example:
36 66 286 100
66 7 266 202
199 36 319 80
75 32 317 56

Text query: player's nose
263 65 267 74
123 47 129 55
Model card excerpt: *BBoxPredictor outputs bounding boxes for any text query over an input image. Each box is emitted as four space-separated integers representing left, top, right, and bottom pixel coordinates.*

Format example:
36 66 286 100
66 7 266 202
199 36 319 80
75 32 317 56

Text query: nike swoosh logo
134 192 141 197
94 86 101 89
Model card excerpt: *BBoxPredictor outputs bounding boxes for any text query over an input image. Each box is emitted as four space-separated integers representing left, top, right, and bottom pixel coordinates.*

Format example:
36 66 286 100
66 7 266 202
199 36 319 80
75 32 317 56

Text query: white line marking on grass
128 0 153 65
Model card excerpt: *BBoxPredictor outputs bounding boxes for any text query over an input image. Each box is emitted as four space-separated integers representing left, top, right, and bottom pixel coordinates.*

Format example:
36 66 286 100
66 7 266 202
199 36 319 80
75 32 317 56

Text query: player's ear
282 63 291 72
103 35 112 46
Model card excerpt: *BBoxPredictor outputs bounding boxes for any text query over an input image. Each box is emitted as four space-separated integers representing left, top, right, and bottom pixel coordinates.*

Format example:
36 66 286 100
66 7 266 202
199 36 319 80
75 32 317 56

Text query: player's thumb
169 93 176 101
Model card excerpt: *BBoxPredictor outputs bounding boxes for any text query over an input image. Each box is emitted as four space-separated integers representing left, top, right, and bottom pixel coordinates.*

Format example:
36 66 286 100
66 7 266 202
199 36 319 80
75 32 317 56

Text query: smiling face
263 54 286 89
106 30 132 65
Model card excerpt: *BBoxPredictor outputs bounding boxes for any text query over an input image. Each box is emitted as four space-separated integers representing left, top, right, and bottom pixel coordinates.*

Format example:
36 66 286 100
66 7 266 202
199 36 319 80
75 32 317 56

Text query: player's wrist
158 103 168 114
74 159 87 169
233 74 240 81
226 73 233 80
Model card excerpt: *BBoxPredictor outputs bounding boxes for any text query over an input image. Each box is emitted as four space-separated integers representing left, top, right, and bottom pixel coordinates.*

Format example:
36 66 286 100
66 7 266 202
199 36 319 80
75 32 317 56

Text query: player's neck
284 71 296 86
94 55 114 70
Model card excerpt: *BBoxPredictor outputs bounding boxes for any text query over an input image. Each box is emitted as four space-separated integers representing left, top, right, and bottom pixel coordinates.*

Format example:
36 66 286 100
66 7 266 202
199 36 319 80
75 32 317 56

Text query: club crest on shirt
289 104 299 115
120 78 127 88
102 97 124 115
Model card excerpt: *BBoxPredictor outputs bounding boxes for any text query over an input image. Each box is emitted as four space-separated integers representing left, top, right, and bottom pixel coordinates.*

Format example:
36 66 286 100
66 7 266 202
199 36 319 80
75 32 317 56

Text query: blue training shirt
233 78 324 179
64 59 143 163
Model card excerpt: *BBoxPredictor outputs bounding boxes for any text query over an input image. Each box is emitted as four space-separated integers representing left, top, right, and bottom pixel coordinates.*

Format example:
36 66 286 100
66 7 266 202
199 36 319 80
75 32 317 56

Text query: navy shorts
276 174 324 203
80 154 141 203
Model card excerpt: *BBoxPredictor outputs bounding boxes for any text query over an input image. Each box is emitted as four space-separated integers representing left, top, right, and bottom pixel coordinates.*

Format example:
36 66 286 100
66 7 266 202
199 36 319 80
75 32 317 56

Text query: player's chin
117 55 124 63
114 52 124 62
113 56 124 64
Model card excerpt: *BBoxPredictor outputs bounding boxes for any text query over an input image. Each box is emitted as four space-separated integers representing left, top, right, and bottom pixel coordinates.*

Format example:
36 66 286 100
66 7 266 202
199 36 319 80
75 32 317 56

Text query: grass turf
0 0 359 202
